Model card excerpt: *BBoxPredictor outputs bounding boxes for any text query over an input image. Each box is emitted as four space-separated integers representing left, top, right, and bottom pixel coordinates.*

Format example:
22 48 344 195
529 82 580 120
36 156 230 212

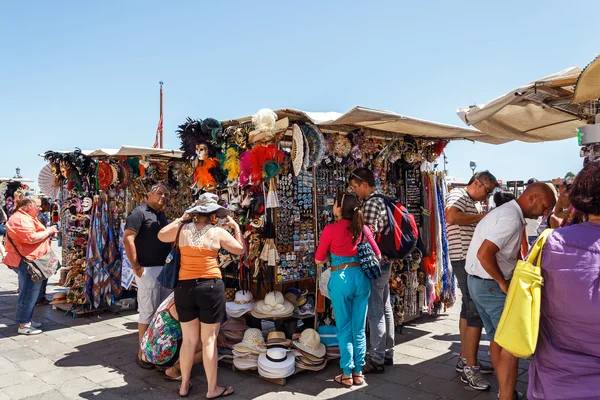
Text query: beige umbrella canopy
572 55 600 104
456 67 591 143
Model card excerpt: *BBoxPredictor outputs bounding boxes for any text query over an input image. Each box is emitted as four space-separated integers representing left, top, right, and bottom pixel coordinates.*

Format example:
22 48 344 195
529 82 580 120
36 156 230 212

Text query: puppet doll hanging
177 117 226 195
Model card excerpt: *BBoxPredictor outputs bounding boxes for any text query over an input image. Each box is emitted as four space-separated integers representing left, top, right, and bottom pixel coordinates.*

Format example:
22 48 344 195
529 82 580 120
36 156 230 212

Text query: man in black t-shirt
123 183 172 369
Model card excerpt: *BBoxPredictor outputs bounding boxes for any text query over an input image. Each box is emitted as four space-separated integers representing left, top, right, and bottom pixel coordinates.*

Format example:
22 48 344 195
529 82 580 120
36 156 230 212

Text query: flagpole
159 81 164 149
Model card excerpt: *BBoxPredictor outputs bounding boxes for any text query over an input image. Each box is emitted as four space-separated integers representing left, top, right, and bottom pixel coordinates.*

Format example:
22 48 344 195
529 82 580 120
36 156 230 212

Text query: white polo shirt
465 200 526 280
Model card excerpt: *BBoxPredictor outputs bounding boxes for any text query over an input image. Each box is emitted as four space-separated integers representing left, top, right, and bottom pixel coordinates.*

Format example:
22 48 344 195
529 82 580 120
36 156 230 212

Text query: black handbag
357 228 382 280
6 234 59 282
157 222 188 289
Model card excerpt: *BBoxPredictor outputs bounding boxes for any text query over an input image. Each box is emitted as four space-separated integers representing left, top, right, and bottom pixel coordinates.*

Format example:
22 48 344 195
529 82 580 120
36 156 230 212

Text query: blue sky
1 1 598 185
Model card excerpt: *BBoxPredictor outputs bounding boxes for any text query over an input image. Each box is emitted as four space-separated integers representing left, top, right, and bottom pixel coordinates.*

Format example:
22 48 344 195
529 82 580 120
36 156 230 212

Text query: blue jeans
37 279 48 304
15 260 42 324
367 266 394 365
329 266 371 376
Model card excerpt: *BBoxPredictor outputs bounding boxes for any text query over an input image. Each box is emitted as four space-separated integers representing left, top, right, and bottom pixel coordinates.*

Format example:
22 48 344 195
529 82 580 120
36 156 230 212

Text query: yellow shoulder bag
494 229 552 358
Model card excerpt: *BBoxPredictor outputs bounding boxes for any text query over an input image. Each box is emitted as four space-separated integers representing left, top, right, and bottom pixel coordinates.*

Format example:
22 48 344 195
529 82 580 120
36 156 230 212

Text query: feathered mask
177 117 223 160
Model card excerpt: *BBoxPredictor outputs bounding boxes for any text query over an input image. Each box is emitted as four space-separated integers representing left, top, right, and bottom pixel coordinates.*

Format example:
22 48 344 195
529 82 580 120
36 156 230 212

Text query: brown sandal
334 374 353 388
352 373 365 385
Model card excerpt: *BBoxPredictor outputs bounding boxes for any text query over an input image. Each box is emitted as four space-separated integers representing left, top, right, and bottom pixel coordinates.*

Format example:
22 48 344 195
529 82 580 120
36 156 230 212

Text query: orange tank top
178 224 221 280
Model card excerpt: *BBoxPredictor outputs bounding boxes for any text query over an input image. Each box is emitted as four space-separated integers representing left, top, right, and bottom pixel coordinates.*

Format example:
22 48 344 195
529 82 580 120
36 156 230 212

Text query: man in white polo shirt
466 183 555 400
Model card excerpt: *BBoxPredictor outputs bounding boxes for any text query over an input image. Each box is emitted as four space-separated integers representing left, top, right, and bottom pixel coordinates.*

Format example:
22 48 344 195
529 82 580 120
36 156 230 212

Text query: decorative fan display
38 164 61 199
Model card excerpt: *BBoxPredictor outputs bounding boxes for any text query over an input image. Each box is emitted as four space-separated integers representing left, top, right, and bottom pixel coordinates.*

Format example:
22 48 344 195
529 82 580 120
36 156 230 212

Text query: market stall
166 106 503 384
39 146 190 314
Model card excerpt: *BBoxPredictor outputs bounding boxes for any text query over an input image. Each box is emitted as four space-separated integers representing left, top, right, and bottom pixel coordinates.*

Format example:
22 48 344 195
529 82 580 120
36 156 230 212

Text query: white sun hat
226 290 255 318
252 291 294 318
257 347 295 378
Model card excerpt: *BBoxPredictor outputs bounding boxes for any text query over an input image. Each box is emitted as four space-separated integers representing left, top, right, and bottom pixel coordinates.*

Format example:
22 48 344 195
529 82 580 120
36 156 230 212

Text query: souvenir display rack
40 148 190 315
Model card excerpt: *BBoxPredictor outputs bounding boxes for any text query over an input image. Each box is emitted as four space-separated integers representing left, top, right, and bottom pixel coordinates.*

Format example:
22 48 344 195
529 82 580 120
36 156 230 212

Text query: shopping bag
494 229 552 358
157 222 188 289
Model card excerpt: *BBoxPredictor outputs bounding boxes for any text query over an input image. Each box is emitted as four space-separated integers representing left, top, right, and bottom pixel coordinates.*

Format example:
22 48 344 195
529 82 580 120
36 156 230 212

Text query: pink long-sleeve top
315 220 380 261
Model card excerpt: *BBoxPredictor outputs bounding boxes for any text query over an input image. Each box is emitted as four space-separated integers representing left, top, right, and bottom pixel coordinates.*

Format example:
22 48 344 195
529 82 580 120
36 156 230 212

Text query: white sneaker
18 324 42 335
31 321 42 328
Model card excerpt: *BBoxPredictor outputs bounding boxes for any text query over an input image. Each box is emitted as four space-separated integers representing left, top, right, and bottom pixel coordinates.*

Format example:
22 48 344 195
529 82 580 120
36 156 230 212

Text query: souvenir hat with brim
186 193 231 218
233 357 258 371
258 363 295 379
254 291 294 317
295 358 326 371
267 331 291 347
226 290 255 312
233 328 266 354
292 329 326 359
291 124 304 177
258 348 295 378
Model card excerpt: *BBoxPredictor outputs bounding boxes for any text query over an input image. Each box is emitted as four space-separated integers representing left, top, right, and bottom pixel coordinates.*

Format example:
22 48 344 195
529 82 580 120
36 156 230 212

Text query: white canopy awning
457 67 590 143
224 107 503 144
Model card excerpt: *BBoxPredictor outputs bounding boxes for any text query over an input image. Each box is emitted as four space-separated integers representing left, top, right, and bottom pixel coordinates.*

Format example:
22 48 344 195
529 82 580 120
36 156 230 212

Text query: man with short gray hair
123 183 172 369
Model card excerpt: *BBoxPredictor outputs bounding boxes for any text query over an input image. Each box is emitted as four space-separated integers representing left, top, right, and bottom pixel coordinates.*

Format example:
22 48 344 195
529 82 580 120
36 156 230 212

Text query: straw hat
252 292 294 318
266 331 291 347
292 329 326 359
291 124 304 177
233 328 266 354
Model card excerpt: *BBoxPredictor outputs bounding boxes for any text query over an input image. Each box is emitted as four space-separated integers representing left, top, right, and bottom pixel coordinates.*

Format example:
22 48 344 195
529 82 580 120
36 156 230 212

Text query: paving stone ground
0 243 530 399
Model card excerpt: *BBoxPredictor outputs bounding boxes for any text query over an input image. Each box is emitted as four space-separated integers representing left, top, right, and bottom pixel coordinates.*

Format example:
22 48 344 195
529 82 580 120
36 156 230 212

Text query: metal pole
159 81 164 149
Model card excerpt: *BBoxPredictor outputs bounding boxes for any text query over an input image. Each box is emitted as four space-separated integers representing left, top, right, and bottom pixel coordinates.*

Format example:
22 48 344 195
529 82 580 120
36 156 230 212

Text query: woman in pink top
315 193 380 388
4 191 59 335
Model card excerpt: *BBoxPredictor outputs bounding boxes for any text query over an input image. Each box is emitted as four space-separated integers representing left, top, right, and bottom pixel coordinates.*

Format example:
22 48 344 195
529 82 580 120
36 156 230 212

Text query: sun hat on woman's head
186 193 231 218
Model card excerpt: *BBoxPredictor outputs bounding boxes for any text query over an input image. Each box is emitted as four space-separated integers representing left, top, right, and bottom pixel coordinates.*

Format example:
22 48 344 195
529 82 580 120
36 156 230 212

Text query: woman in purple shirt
529 161 600 400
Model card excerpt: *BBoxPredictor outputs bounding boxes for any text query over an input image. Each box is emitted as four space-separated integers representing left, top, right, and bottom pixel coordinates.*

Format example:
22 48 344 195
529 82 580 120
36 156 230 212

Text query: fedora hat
253 292 294 317
267 331 291 347
292 329 326 359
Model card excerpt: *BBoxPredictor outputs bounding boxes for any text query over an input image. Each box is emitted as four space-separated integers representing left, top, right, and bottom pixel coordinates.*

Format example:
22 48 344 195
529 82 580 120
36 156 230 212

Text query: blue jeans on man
15 259 42 324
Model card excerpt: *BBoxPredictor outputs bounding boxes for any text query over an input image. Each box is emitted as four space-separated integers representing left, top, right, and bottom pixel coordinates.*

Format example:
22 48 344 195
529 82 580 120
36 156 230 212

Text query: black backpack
372 194 419 260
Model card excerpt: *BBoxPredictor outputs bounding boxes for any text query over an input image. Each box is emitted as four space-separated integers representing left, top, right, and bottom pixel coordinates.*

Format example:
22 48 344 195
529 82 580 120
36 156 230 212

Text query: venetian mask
332 135 351 158
196 143 209 161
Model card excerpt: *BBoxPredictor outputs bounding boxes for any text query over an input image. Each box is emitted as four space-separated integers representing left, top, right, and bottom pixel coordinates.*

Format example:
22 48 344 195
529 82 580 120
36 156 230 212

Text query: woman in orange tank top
158 193 244 398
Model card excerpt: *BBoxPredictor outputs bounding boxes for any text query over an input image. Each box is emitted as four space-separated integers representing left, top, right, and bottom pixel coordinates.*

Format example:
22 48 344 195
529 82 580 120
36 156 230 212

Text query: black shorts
452 259 484 328
174 278 226 324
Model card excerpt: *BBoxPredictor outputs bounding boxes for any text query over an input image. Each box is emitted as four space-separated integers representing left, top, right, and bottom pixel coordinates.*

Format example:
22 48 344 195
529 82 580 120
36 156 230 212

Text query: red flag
152 83 163 148
152 113 163 148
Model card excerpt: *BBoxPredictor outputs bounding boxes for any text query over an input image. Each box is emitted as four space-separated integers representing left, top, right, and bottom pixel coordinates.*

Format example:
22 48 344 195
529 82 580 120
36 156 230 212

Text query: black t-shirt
125 204 171 267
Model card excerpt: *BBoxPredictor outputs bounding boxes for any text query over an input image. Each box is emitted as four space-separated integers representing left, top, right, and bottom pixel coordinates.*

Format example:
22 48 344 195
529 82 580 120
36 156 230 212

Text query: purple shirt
528 223 600 400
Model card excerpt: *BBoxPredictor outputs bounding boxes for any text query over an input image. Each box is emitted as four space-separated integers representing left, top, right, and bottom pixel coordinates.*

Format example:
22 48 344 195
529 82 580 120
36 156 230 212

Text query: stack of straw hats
232 328 266 371
292 329 327 371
